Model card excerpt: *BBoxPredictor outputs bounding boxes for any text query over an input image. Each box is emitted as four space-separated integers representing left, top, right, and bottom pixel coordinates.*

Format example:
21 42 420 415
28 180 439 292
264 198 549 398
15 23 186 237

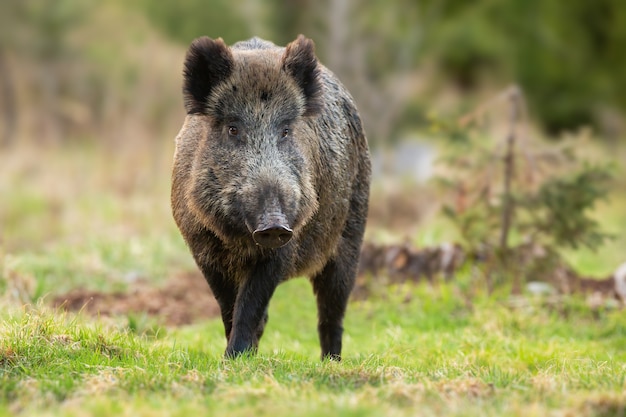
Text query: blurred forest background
1 0 625 281
1 0 626 147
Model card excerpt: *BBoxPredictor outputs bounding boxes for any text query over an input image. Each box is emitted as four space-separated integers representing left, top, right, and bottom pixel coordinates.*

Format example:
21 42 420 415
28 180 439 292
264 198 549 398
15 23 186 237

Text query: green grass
1 143 626 416
2 280 626 416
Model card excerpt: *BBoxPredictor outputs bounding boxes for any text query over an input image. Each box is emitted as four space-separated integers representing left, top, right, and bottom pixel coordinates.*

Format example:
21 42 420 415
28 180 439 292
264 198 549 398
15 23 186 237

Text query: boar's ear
183 37 233 114
282 35 322 116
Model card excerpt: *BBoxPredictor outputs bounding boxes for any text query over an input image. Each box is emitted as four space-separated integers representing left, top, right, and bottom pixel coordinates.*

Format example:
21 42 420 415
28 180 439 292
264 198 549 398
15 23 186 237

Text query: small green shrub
432 88 614 290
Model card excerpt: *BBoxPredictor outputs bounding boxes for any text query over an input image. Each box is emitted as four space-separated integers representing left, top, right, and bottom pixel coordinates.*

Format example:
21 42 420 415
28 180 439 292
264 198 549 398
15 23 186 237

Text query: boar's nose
253 224 293 248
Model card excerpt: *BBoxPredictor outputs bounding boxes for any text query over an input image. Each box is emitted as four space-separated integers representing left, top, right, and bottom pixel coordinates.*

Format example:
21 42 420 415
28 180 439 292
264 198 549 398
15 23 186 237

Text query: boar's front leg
225 260 283 358
199 265 237 342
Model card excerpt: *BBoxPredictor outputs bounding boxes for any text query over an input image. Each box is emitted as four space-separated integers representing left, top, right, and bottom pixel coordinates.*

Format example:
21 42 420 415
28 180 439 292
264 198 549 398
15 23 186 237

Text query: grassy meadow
1 142 626 416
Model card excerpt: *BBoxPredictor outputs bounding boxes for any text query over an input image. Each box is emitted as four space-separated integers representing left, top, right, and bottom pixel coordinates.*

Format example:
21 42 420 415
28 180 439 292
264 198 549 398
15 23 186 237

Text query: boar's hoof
253 224 293 248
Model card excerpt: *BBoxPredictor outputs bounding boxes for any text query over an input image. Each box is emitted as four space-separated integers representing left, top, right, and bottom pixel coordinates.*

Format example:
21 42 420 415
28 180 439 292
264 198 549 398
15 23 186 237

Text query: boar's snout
253 223 293 248
249 195 295 249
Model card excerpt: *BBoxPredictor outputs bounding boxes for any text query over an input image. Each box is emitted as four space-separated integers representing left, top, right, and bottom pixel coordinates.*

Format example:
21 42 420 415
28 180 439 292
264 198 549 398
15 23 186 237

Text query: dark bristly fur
171 35 371 360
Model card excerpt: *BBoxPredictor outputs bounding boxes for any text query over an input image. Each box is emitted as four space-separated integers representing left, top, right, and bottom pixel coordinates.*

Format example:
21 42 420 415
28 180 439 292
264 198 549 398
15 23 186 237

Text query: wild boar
171 35 370 360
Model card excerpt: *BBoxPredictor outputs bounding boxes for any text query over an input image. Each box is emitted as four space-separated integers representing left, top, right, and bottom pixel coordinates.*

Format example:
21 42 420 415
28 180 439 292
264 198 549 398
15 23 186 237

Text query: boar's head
180 35 322 249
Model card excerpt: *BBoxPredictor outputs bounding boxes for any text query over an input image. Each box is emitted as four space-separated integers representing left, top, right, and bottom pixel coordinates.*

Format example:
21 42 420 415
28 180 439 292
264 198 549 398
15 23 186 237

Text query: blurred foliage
130 0 251 45
427 0 626 138
522 166 614 250
0 0 92 145
0 0 185 146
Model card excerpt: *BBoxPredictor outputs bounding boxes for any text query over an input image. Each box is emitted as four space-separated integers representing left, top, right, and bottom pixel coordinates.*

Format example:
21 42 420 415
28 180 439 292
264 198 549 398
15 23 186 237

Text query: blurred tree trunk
0 50 17 147
321 0 424 146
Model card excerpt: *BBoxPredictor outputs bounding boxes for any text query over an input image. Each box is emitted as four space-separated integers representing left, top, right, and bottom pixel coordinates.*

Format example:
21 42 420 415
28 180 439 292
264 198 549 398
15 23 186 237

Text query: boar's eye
282 128 290 138
228 126 239 137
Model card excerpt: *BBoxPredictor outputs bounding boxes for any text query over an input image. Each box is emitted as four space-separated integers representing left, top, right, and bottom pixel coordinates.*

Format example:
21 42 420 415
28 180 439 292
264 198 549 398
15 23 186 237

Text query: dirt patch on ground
52 271 220 326
52 243 625 326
